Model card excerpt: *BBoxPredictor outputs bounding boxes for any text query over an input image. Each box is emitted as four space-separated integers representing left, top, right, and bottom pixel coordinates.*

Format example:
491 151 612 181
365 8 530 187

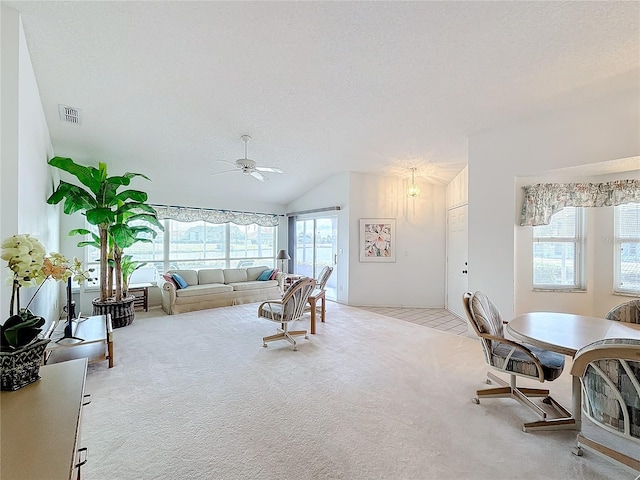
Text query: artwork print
360 219 396 262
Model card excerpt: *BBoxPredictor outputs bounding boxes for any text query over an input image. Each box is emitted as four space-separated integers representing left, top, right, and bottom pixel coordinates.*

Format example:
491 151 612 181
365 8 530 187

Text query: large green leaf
48 157 102 194
47 181 97 214
114 190 148 203
126 214 164 231
109 224 138 249
86 207 115 226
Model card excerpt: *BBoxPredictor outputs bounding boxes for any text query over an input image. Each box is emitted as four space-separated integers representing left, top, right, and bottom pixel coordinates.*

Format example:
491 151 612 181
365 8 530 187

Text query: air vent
58 104 81 124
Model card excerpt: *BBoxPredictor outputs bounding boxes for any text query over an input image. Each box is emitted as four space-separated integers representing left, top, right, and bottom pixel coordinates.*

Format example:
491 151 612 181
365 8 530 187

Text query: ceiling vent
58 104 81 124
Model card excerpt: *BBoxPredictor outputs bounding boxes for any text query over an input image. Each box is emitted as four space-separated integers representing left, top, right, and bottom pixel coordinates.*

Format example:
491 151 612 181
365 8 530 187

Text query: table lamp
276 249 290 273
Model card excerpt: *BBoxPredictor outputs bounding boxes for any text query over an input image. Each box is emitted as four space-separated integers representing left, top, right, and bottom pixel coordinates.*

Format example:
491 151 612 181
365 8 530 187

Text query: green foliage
47 156 163 302
1 310 46 351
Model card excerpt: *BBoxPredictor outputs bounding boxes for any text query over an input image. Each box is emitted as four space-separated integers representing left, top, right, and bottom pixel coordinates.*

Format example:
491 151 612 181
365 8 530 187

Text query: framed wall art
359 218 396 262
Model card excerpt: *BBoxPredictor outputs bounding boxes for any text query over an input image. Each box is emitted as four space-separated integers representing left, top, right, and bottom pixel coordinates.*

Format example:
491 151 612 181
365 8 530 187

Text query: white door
446 205 468 320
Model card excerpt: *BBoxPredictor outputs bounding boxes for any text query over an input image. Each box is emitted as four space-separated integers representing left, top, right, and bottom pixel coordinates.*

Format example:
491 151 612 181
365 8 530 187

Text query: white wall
515 169 640 317
1 8 57 323
287 172 350 304
469 83 640 318
288 171 446 307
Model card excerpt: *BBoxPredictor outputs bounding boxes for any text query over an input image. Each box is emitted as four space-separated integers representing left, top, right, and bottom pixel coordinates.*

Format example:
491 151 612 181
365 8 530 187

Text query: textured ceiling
6 1 640 208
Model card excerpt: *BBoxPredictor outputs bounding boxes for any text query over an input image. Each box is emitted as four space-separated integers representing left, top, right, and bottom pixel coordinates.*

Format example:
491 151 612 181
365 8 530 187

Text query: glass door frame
291 214 337 301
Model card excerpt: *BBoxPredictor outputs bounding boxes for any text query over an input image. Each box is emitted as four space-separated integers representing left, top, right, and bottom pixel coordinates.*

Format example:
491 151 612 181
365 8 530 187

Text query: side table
45 314 114 368
129 283 152 311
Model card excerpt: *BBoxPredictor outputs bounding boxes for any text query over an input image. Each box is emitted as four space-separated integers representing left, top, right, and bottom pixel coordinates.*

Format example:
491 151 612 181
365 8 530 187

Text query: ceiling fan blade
250 170 268 182
215 159 237 166
210 169 238 176
254 166 283 174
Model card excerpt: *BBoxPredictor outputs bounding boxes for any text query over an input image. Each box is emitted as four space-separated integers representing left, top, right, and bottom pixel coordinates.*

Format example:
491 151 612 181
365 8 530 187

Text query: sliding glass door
295 216 337 300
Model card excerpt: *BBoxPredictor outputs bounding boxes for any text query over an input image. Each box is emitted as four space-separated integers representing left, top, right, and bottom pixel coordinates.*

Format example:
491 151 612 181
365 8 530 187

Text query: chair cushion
470 291 504 336
260 302 284 321
492 342 565 381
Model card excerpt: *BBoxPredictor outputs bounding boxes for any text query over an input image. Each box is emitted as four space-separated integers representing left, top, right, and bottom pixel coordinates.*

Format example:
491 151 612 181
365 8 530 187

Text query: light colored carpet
82 303 633 479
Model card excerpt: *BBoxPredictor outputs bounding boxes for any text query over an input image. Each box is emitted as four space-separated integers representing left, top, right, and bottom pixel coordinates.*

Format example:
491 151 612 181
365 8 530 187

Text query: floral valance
152 205 281 227
520 180 640 226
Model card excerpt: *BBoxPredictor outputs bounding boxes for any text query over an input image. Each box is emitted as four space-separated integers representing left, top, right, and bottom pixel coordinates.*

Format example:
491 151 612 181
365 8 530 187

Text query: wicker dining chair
571 338 640 471
463 291 570 430
605 299 640 324
258 277 316 351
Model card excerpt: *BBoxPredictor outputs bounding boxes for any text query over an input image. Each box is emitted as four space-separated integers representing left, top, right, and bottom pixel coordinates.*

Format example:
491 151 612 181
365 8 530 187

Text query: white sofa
160 266 283 315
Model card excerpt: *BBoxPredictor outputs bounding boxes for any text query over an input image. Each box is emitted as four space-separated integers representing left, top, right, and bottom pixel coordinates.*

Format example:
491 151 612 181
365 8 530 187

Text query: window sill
532 288 587 293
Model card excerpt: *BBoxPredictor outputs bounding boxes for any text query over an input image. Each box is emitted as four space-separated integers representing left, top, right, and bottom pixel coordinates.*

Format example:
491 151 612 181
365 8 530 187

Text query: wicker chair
305 266 333 317
606 299 640 324
571 338 640 471
259 277 316 351
463 291 570 431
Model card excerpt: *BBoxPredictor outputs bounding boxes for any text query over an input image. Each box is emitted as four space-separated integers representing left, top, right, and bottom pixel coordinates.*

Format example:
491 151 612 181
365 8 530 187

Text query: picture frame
359 218 396 262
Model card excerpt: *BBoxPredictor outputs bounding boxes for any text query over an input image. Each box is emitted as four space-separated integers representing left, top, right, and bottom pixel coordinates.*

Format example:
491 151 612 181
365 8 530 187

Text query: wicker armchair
571 338 640 471
606 299 640 324
258 277 316 351
463 291 570 431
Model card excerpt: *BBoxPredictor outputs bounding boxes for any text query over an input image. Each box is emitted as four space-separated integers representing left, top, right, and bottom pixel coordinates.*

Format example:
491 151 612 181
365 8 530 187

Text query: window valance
152 205 280 227
520 180 640 226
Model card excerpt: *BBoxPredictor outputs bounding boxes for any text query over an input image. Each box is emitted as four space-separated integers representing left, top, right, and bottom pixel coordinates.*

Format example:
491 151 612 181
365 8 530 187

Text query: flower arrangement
1 234 95 351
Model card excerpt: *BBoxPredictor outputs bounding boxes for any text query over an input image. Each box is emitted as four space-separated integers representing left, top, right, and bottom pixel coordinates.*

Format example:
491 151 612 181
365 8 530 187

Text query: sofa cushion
175 283 233 298
257 269 274 281
168 269 198 286
172 273 189 289
224 268 247 284
247 266 268 281
198 269 225 285
229 280 278 292
162 273 178 288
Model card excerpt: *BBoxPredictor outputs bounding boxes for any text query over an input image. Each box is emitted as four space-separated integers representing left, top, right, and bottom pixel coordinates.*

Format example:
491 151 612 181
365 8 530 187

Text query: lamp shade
276 249 290 260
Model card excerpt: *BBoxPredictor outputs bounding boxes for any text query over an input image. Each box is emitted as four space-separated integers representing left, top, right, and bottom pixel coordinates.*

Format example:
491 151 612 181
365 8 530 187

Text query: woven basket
92 296 136 328
0 338 51 391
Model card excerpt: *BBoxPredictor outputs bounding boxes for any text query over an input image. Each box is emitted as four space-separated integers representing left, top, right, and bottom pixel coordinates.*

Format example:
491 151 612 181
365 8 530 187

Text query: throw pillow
172 273 189 289
257 269 274 281
162 273 178 288
269 268 279 280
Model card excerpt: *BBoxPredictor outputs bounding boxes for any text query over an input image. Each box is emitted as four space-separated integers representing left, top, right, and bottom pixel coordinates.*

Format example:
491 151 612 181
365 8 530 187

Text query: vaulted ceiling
7 1 639 207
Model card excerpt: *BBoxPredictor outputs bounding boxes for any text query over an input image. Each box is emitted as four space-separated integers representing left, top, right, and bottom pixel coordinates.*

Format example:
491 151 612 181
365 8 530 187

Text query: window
614 203 640 295
532 207 585 290
84 219 278 285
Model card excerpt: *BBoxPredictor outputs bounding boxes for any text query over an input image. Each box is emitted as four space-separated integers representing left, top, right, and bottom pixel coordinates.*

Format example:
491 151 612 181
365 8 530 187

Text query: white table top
507 312 640 356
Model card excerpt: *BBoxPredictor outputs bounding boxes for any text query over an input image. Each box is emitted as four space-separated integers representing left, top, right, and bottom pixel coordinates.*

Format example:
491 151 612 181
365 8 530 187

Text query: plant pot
0 338 51 391
92 296 136 328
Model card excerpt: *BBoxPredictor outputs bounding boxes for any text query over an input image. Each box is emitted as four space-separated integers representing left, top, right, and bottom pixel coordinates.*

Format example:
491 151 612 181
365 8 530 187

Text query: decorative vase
92 296 136 328
0 338 51 391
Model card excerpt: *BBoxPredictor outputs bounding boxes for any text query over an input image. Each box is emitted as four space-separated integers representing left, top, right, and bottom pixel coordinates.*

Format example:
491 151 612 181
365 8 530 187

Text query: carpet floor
82 302 635 479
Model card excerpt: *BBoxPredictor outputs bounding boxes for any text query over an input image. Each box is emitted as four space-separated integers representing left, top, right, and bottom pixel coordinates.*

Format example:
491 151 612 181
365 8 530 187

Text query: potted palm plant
46 157 162 327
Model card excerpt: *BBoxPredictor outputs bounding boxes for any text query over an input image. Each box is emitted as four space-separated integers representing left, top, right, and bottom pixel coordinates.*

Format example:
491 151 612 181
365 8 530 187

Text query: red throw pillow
270 269 279 280
162 273 178 288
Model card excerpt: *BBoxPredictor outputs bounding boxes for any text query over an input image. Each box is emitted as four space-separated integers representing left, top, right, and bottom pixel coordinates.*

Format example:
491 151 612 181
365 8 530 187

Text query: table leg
309 297 316 334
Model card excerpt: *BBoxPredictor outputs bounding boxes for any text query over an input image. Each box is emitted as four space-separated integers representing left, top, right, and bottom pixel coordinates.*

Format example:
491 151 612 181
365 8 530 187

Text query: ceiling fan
212 135 283 182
